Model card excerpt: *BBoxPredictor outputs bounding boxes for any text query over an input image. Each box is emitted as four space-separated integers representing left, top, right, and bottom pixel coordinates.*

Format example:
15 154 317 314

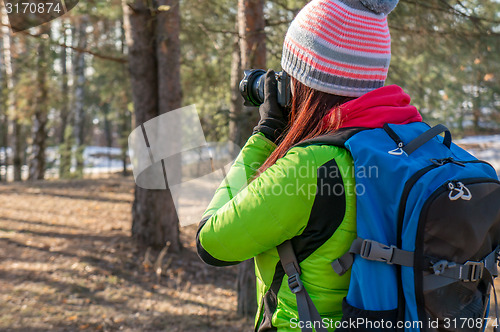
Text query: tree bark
73 16 89 178
59 20 73 179
28 24 51 181
59 20 70 145
236 0 267 318
155 0 182 251
12 122 23 181
238 0 266 71
0 8 7 182
118 17 130 177
238 0 267 141
1 6 22 181
123 0 181 251
228 20 243 149
102 103 113 148
237 254 258 318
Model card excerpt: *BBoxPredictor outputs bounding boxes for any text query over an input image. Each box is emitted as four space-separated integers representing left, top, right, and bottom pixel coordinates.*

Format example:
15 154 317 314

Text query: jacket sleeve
196 134 320 266
202 133 277 219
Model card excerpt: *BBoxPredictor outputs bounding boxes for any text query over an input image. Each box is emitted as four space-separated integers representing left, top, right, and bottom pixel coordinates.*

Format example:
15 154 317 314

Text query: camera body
239 69 291 108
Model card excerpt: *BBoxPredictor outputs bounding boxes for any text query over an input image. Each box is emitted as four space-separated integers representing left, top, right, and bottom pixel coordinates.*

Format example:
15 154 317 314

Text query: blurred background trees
0 0 499 319
389 0 500 131
2 1 499 178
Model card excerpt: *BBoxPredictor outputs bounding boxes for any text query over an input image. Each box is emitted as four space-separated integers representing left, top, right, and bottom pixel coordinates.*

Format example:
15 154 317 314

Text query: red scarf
322 85 422 129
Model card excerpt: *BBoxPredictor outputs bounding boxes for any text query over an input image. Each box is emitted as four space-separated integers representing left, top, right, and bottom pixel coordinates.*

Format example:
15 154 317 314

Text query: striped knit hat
281 0 399 97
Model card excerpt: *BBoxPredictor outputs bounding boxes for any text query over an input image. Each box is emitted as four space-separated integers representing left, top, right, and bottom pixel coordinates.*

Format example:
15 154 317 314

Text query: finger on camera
264 70 278 101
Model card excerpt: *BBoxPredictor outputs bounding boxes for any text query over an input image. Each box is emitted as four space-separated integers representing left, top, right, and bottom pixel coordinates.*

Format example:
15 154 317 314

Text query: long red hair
258 78 353 173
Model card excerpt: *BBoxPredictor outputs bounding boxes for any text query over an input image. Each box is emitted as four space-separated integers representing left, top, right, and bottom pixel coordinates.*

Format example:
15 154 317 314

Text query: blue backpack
278 122 500 332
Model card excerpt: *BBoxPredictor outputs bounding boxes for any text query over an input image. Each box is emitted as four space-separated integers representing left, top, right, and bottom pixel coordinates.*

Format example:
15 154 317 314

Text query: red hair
259 77 353 173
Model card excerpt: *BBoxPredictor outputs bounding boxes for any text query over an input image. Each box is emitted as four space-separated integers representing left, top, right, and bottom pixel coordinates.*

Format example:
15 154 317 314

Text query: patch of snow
457 135 500 175
456 135 500 145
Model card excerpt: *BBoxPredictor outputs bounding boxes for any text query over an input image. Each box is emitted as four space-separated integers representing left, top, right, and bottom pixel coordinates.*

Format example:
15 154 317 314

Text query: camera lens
239 69 266 107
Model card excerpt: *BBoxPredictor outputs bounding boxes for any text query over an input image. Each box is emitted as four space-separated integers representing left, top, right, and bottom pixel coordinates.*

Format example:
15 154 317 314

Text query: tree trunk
59 20 72 179
0 115 6 181
155 0 182 251
11 123 22 181
29 24 51 181
73 16 89 178
238 0 267 140
59 21 70 144
119 110 130 177
236 0 267 318
0 9 6 182
123 0 181 251
238 0 266 71
237 255 258 318
119 17 130 177
102 103 113 148
1 6 21 181
228 20 243 149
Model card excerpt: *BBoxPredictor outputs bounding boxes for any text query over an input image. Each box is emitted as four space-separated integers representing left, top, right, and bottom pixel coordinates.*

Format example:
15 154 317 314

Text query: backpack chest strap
424 246 500 291
332 239 500 289
332 238 414 276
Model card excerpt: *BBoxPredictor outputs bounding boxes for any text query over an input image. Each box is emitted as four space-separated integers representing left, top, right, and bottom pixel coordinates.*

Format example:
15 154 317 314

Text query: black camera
239 69 291 108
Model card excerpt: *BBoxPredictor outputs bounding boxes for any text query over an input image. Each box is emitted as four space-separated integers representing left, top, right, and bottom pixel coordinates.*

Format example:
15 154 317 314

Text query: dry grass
0 176 252 332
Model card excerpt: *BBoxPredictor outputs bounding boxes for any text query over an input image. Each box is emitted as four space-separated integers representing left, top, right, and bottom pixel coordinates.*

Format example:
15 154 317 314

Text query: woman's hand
253 70 289 144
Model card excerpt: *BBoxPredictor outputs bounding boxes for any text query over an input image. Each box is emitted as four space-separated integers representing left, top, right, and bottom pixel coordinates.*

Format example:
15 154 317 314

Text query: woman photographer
197 0 421 330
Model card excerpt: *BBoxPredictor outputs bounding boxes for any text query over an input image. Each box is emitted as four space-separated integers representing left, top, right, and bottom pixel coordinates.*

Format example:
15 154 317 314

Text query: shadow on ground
0 176 252 331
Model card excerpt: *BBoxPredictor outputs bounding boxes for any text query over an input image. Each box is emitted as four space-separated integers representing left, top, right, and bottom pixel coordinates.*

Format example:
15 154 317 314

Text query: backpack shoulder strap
293 127 369 149
277 240 328 332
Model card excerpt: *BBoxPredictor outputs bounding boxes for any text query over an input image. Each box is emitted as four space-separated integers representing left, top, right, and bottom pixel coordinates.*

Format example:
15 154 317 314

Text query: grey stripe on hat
305 74 383 97
286 23 391 67
336 0 384 15
318 2 389 30
282 48 384 97
305 73 384 97
308 67 383 90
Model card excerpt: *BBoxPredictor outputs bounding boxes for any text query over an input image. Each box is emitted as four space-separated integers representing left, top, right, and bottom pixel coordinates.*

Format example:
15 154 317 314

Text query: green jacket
197 133 357 331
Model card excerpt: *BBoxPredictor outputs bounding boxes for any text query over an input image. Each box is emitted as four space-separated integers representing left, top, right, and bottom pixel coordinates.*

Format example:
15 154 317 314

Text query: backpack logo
388 142 406 156
448 181 472 201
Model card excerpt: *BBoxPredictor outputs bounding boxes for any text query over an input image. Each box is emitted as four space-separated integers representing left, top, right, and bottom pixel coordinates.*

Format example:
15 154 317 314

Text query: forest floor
0 175 253 332
1 172 500 332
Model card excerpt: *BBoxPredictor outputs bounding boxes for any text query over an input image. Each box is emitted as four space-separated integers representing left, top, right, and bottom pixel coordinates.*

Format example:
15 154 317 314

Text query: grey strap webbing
331 238 414 276
424 247 500 291
277 240 327 332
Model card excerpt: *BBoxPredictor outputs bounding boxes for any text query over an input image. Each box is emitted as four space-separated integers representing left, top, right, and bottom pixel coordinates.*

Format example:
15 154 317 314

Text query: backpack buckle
288 273 304 294
463 261 484 282
431 260 456 275
360 240 396 264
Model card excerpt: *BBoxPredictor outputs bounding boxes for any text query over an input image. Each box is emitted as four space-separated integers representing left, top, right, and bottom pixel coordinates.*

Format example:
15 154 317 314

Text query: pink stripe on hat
285 38 389 75
298 19 391 52
286 43 388 80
